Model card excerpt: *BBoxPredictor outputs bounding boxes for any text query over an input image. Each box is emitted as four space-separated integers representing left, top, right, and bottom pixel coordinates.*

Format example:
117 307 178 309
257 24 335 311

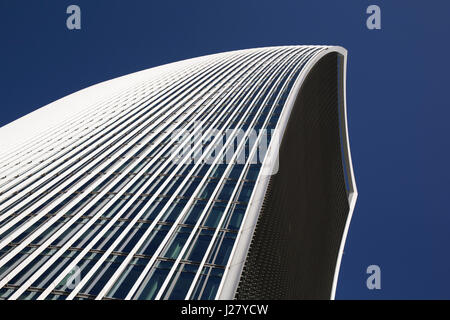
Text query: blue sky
1 0 449 299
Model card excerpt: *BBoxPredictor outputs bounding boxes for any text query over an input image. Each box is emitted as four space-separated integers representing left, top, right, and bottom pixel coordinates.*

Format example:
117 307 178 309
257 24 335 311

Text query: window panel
134 260 173 300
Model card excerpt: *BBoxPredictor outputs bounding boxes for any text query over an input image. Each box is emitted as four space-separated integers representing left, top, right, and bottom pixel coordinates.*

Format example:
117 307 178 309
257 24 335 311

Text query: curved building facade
0 46 357 300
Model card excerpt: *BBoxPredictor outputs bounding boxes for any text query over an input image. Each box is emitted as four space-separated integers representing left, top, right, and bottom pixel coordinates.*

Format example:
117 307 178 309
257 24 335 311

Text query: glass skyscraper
0 46 357 300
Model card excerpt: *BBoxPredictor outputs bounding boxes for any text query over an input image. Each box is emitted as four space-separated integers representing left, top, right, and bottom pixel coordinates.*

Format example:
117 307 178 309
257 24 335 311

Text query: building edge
216 46 358 300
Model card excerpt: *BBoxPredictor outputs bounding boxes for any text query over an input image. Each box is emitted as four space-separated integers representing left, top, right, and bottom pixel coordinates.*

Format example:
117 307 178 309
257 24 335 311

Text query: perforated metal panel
235 53 350 300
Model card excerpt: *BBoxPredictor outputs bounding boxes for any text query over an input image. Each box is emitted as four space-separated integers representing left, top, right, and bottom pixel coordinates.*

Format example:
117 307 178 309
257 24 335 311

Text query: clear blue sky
1 0 449 299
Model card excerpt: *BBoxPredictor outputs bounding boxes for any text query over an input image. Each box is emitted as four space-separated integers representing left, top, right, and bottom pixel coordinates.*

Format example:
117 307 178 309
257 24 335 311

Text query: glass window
140 197 168 221
98 195 130 219
137 224 171 256
0 288 15 300
185 229 214 262
207 231 237 266
115 222 147 253
226 204 246 231
228 164 245 180
172 163 194 177
182 200 207 225
198 180 218 199
161 226 192 259
134 260 173 300
190 266 224 300
217 180 237 200
78 254 125 296
125 196 153 220
0 247 36 283
31 249 79 289
202 203 226 228
92 221 127 251
245 164 260 181
164 263 198 299
160 175 183 196
237 181 255 203
160 199 188 223
179 177 203 198
210 163 227 178
142 176 164 195
106 257 148 299
194 164 211 177
9 248 55 287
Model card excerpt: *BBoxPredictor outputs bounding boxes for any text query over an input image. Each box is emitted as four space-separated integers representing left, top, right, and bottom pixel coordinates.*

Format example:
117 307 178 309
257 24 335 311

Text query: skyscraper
0 45 357 300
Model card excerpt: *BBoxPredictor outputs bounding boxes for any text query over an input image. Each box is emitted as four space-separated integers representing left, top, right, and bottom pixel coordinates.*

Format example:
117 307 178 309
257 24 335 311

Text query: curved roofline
0 46 297 154
0 46 332 156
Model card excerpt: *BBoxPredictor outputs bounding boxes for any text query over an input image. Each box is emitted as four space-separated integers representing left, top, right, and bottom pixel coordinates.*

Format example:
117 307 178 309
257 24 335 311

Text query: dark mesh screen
235 52 350 300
